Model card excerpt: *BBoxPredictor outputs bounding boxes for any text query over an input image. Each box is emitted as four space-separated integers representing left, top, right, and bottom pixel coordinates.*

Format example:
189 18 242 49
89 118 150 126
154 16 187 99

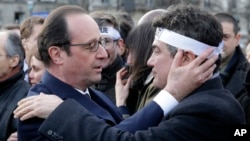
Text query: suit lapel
41 71 117 124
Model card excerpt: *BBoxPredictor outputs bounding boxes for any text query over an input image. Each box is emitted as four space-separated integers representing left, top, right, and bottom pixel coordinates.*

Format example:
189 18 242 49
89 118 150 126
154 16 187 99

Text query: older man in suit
0 31 30 141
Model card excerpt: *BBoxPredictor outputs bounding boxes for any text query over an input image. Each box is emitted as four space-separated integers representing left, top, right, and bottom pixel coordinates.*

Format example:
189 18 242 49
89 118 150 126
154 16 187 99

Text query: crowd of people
0 3 250 141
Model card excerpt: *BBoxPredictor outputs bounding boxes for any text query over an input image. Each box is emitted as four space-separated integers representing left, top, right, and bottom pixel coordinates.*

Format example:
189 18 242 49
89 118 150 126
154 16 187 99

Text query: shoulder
28 83 51 97
171 89 244 123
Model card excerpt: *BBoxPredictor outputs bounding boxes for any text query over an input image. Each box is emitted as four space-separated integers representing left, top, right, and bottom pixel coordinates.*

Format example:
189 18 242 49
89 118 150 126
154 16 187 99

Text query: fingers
14 95 40 119
199 55 218 73
192 48 214 66
14 98 34 119
116 67 127 82
125 76 132 89
199 64 216 83
116 68 124 81
171 49 184 69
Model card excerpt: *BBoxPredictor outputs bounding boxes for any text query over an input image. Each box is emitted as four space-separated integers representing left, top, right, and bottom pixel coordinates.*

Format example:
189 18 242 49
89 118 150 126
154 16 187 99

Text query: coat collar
41 71 120 124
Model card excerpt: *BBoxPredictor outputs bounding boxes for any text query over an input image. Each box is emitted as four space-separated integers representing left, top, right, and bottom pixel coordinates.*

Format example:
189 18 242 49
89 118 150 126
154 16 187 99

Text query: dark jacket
0 71 30 141
221 46 250 98
38 76 245 141
220 46 250 124
94 55 124 104
239 69 250 124
18 71 163 141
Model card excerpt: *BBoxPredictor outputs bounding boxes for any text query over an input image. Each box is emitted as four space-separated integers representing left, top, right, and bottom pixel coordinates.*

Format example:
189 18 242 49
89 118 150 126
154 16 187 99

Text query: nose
147 55 154 67
97 44 108 59
28 69 34 80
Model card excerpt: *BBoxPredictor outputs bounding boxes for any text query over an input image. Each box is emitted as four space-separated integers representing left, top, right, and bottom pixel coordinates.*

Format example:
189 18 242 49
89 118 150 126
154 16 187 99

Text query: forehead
152 39 168 50
221 22 234 32
66 14 100 42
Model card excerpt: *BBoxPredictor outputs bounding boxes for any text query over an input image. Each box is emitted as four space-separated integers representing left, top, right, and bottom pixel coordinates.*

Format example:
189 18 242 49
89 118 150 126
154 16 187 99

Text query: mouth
93 66 102 72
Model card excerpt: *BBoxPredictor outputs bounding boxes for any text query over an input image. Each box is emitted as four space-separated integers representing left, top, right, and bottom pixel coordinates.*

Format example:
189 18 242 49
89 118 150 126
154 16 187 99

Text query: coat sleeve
38 99 165 141
38 96 239 141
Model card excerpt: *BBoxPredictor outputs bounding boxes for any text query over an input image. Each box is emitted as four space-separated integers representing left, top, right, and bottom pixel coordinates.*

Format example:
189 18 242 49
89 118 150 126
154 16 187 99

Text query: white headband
155 27 223 57
99 26 121 40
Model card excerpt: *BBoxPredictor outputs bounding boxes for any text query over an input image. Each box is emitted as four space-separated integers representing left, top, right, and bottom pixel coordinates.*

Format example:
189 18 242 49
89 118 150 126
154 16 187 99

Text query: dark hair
90 11 120 32
116 11 134 41
215 12 239 35
126 22 155 88
37 5 87 67
153 4 223 72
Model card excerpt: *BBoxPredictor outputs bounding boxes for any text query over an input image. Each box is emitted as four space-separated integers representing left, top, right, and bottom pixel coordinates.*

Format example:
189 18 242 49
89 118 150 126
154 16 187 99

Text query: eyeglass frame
61 38 106 52
103 38 119 49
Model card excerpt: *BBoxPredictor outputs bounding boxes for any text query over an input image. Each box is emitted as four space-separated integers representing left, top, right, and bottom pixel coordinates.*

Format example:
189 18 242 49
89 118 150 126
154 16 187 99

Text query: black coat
38 77 245 141
0 71 30 141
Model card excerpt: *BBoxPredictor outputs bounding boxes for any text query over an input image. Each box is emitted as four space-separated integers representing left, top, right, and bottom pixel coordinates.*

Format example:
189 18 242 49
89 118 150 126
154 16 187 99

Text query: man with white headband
90 11 125 104
14 5 245 141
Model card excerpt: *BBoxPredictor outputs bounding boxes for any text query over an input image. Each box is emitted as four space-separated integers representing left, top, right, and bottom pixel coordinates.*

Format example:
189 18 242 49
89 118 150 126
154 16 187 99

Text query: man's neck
47 68 88 91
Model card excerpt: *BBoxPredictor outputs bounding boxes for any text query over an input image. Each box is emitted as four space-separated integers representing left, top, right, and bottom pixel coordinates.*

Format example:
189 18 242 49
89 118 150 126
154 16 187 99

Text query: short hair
4 32 25 68
20 16 44 40
90 11 120 32
37 5 87 67
214 12 239 35
153 4 223 72
116 11 134 41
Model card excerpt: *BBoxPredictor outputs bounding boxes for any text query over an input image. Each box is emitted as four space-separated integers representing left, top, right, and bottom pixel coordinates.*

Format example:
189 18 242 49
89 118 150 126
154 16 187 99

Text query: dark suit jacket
18 71 163 141
38 76 245 141
222 46 250 98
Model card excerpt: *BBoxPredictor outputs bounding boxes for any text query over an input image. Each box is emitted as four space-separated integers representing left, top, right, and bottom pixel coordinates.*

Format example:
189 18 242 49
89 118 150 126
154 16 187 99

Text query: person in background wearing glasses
90 11 125 104
17 5 189 141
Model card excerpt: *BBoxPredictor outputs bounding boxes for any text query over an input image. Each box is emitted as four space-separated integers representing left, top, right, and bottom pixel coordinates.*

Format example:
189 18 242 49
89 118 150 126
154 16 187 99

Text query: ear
235 33 241 44
182 50 196 65
9 55 19 67
48 46 64 65
117 39 125 55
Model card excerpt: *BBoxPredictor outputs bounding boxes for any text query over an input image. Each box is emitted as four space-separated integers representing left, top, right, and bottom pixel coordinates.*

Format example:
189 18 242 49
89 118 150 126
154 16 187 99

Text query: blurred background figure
28 47 46 86
0 31 30 141
20 16 44 82
116 9 168 116
116 22 160 115
215 13 250 123
115 10 135 64
91 11 124 103
2 24 20 36
245 43 250 62
137 9 167 25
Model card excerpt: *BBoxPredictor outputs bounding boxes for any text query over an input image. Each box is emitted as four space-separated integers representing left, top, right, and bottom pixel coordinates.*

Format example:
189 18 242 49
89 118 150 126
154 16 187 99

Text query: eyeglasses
103 38 119 49
63 38 106 52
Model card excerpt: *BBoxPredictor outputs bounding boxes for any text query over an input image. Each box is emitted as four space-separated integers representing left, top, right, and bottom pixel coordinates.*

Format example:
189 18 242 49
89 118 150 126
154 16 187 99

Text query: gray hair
4 32 25 68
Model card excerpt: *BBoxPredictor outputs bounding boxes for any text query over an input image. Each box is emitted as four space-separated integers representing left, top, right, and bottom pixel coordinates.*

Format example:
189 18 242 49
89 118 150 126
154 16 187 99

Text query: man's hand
14 93 63 121
165 48 218 101
7 132 17 141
